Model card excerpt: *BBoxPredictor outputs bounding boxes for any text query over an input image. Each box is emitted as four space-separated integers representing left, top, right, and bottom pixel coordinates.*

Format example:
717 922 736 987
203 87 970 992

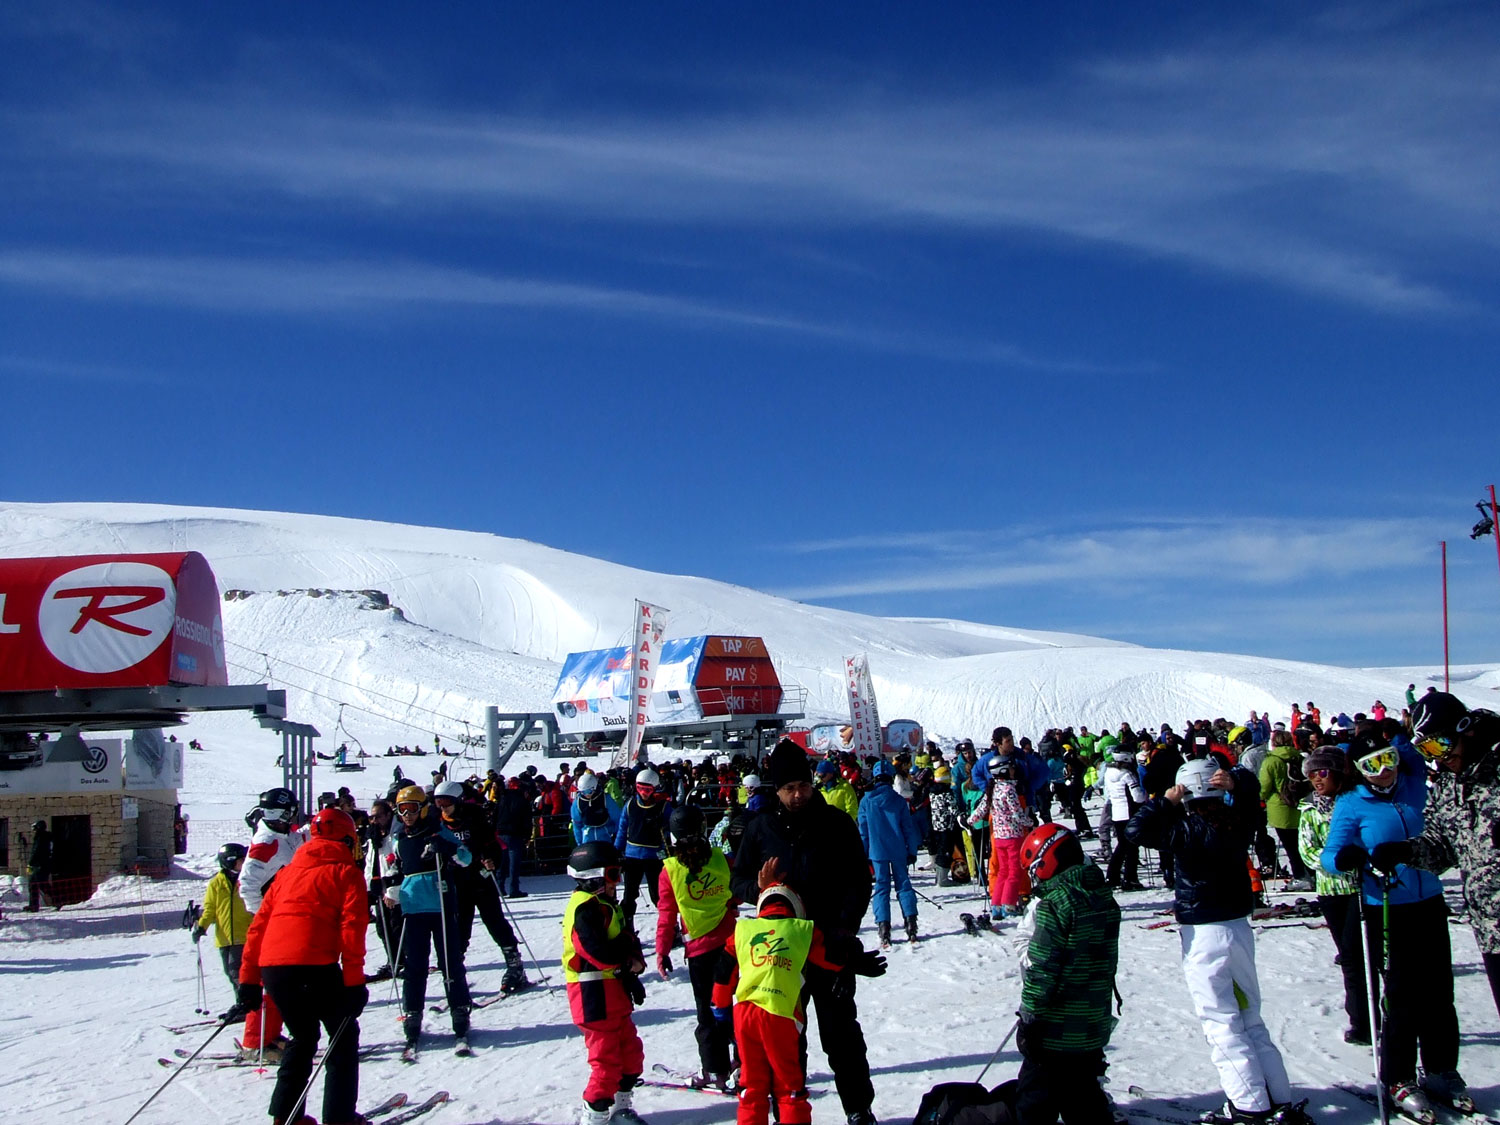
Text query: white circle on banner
38 562 177 674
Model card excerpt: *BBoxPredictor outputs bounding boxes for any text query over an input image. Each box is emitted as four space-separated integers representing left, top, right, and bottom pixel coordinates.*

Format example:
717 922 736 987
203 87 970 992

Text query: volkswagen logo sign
82 743 109 774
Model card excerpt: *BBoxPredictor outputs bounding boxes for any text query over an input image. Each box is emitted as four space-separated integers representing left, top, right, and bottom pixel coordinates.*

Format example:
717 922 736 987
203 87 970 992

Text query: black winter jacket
729 791 872 937
1124 766 1262 925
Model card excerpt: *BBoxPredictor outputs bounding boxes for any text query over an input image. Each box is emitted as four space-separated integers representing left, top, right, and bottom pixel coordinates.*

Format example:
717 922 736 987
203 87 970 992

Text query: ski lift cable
224 639 481 729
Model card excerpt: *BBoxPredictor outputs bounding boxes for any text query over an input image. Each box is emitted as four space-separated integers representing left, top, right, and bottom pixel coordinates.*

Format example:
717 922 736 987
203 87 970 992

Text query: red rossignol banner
0 553 228 691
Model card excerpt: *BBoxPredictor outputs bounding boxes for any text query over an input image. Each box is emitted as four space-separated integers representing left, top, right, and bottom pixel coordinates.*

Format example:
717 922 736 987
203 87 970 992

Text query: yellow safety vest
734 916 814 1020
562 890 622 984
664 850 733 940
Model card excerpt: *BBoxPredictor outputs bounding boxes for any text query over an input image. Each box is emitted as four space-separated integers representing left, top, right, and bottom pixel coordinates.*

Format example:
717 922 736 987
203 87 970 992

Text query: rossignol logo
38 562 177 673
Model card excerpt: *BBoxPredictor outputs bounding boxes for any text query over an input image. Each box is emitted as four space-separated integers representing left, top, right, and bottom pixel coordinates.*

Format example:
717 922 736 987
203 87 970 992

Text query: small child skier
655 806 739 1092
563 840 650 1125
1011 824 1120 1125
713 883 887 1125
192 842 252 990
969 753 1036 921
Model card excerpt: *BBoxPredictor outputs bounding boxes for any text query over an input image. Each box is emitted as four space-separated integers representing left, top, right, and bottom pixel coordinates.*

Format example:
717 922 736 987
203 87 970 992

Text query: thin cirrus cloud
775 519 1440 601
26 31 1499 314
0 248 1141 373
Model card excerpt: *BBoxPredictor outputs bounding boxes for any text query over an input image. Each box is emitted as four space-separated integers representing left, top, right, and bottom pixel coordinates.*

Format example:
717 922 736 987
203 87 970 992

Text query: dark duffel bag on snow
911 1078 1017 1125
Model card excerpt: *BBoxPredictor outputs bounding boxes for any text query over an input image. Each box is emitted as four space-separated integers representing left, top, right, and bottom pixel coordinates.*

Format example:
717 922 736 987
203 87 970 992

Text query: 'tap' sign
0 553 228 691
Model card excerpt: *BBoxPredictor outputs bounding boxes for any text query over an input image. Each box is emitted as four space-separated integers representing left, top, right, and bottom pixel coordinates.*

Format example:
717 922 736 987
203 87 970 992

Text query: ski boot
501 946 530 994
959 913 979 936
903 915 919 943
1420 1071 1474 1115
610 1084 649 1124
934 865 951 887
1272 1099 1316 1125
239 1041 284 1065
400 1011 421 1063
989 904 1007 923
1197 1102 1277 1125
845 1111 878 1125
1387 1081 1436 1125
579 1100 611 1125
877 920 892 949
687 1071 734 1094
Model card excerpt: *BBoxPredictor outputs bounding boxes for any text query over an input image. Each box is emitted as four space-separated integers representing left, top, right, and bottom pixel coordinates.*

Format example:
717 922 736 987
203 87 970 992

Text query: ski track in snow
1 502 1498 1120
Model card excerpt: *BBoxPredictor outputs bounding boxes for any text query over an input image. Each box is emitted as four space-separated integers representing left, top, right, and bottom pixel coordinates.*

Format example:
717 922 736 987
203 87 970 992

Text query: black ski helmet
1410 691 1469 750
32 819 46 833
567 840 621 882
259 787 298 813
668 806 705 840
217 842 247 877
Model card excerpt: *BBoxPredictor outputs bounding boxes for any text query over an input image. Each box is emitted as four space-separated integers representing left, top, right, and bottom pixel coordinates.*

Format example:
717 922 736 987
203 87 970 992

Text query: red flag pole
1442 540 1450 691
1489 485 1500 594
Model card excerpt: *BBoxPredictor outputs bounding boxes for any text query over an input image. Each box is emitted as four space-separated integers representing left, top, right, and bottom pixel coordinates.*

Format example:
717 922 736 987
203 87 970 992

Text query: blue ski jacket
1320 742 1443 906
856 782 923 864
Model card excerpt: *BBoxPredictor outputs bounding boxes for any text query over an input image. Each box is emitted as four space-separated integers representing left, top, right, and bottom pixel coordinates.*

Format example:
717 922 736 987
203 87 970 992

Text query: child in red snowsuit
713 884 886 1125
563 841 649 1125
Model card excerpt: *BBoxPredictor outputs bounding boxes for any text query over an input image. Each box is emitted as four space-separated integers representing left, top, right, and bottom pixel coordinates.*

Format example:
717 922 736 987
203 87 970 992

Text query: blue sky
3 1 1499 667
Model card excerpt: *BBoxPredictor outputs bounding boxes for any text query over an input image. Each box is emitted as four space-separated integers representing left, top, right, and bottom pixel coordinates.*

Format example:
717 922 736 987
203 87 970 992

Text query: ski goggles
1413 735 1454 761
1354 747 1398 778
396 800 424 815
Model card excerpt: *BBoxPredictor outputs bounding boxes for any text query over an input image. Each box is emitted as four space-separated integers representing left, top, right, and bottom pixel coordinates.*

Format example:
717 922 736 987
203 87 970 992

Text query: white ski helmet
742 774 762 790
1176 758 1219 801
756 883 807 919
577 772 599 796
635 768 661 790
433 780 465 801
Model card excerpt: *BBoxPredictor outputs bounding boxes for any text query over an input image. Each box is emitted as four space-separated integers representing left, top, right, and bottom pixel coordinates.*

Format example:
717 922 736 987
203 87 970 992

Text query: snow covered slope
0 500 1483 769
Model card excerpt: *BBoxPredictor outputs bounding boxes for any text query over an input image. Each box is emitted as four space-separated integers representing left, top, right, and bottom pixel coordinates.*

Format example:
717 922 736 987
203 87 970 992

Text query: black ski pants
1274 827 1308 880
262 963 358 1125
620 856 662 926
1317 894 1369 1039
1106 822 1139 886
219 944 244 991
688 947 735 1077
455 869 517 958
1364 894 1459 1084
401 911 471 1039
928 828 955 871
1483 952 1500 1020
1016 1045 1111 1125
799 962 874 1116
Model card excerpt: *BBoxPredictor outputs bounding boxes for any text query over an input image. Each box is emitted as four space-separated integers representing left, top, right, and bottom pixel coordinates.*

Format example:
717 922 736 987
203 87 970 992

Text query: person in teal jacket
1322 732 1465 1118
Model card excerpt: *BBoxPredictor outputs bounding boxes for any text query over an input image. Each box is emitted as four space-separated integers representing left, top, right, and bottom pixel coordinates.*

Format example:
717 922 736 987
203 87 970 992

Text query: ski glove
237 982 263 1012
1369 840 1413 875
657 954 672 978
1015 1014 1036 1059
851 950 888 978
621 972 646 1007
1333 844 1369 873
191 927 204 945
344 983 369 1018
712 1006 732 1024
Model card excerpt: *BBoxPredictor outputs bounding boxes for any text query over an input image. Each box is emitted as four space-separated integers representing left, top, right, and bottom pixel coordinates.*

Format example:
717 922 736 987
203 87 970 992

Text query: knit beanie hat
767 739 814 789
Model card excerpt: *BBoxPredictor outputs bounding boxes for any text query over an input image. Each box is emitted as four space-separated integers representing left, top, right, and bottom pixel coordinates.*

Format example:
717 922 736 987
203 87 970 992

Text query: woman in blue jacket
857 759 923 947
1321 732 1465 1120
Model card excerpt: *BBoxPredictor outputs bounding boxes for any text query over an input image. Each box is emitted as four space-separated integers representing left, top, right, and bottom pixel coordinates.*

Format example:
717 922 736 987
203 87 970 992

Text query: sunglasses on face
1307 767 1333 780
1355 747 1398 778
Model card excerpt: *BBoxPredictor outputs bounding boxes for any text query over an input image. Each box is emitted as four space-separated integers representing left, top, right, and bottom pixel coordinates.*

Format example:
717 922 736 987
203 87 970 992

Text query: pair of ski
367 1092 452 1125
643 1063 735 1097
1124 1083 1493 1125
429 990 508 1015
164 1043 392 1069
1336 1082 1493 1125
960 912 1000 936
1250 899 1320 921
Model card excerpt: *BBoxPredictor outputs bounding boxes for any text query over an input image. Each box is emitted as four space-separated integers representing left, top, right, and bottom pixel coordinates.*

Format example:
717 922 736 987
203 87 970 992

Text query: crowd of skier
176 684 1499 1125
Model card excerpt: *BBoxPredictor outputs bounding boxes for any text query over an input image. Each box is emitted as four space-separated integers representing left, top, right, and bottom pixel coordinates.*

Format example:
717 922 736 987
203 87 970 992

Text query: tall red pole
1442 540 1450 691
1489 484 1500 592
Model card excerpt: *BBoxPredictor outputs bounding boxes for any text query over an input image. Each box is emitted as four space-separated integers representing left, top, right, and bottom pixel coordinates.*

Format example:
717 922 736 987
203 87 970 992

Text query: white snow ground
2 500 1497 1124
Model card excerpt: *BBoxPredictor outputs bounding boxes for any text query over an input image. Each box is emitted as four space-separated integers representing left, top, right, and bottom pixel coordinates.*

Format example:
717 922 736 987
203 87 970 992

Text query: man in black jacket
731 740 877 1125
25 820 53 912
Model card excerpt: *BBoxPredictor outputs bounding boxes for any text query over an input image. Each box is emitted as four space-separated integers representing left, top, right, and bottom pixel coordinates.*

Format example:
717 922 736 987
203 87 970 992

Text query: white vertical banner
844 653 884 758
623 599 670 767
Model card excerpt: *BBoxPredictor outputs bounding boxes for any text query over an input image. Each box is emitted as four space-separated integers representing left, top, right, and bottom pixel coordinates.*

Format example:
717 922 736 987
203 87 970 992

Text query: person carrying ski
712 883 887 1125
563 840 649 1125
237 807 368 1125
857 758 924 945
1323 729 1467 1120
382 784 474 1055
1012 824 1120 1125
655 805 739 1092
615 767 673 932
572 771 622 844
193 842 252 990
1126 759 1311 1125
433 780 529 994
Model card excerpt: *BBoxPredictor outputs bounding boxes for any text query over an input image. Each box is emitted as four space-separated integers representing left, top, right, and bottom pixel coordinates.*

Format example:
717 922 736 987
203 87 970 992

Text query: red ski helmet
1020 823 1083 884
310 807 358 847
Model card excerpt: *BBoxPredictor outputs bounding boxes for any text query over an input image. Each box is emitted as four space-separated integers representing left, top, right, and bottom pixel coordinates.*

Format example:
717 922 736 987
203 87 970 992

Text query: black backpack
912 1079 1017 1125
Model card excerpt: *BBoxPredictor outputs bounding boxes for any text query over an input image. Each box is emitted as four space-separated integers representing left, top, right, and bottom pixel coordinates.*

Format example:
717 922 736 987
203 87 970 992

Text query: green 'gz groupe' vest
663 850 733 940
734 915 814 1019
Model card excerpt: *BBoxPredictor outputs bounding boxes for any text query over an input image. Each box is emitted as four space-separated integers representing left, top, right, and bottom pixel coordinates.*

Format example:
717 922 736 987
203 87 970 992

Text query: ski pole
194 942 209 1015
388 911 407 1006
434 852 455 1006
910 883 945 911
493 871 557 993
284 1016 352 1125
124 1017 233 1124
1358 874 1388 1125
974 1017 1019 1085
